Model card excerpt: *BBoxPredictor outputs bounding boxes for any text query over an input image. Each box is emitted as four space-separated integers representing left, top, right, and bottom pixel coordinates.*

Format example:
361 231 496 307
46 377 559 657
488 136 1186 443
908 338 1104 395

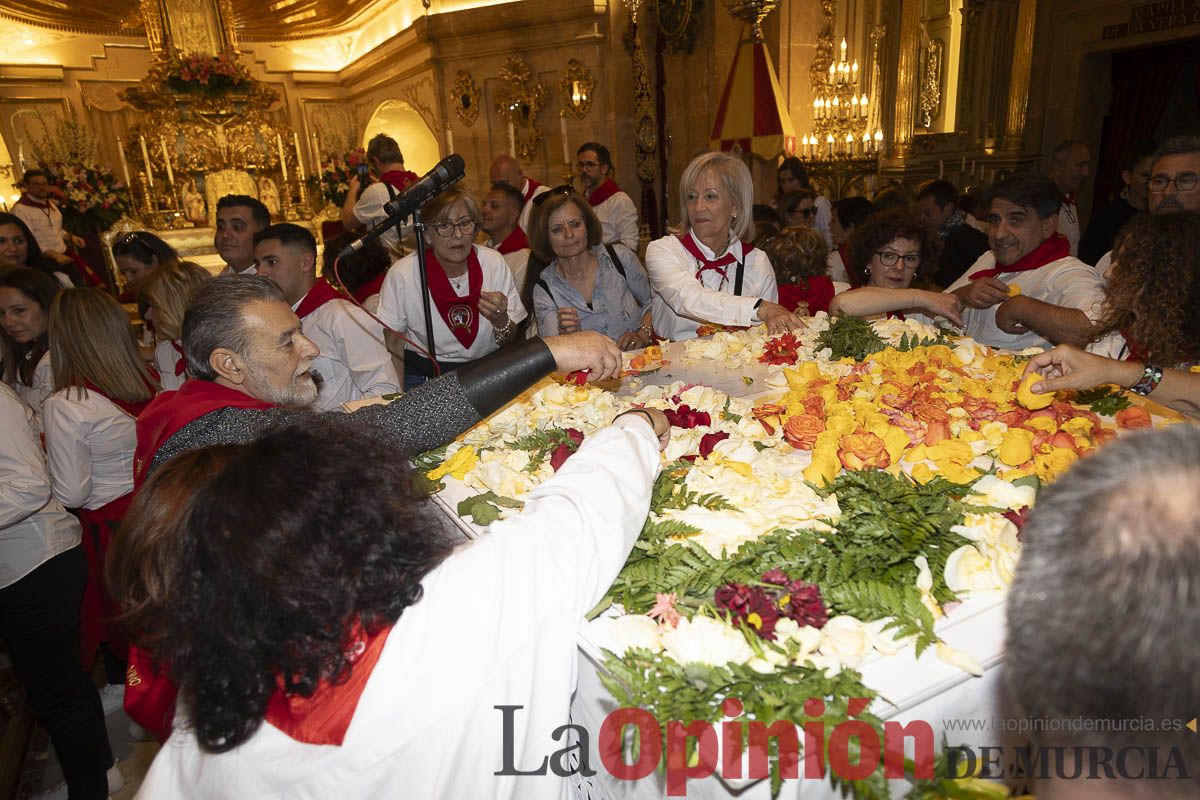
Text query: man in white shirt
489 154 549 232
575 142 640 253
480 182 532 291
11 169 86 267
253 223 400 411
215 195 270 276
948 174 1104 352
341 134 419 257
1047 140 1090 257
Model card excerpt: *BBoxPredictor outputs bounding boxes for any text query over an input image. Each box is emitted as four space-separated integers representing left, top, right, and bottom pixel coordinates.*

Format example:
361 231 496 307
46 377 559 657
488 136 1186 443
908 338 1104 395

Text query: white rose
944 544 1006 593
599 614 662 656
966 474 1035 511
775 618 823 659
818 615 875 668
660 616 754 668
951 514 1019 547
935 641 983 677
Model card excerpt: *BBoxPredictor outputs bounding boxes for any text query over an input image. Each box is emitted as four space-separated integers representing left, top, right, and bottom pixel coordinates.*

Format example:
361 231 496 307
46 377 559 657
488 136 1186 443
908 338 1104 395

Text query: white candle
116 137 132 187
851 95 859 117
277 133 288 174
294 132 306 180
939 159 945 179
139 136 154 184
445 124 454 155
826 135 834 158
874 129 883 153
845 134 854 156
507 120 516 159
560 114 570 164
160 136 175 186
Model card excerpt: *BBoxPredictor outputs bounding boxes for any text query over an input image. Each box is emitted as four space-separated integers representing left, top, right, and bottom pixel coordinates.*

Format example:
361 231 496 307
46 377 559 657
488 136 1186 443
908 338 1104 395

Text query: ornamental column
1002 0 1038 152
891 0 922 158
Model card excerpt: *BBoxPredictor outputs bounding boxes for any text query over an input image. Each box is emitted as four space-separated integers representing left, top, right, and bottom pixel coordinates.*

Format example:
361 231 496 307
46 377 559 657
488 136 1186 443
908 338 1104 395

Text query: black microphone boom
337 154 466 258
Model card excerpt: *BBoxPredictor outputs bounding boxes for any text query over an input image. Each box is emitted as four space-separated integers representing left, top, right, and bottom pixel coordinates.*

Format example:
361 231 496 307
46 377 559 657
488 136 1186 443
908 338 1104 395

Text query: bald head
489 155 524 187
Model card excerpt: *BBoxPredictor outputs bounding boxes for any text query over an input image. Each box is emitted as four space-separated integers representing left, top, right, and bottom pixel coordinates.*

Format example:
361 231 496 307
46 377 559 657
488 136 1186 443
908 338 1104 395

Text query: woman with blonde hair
140 260 212 390
645 151 803 339
43 287 159 686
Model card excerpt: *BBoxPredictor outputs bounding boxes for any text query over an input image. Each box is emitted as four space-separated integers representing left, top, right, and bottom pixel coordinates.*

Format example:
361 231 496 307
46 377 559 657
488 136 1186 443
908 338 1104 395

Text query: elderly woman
646 152 803 340
528 192 653 350
377 186 526 390
828 209 962 325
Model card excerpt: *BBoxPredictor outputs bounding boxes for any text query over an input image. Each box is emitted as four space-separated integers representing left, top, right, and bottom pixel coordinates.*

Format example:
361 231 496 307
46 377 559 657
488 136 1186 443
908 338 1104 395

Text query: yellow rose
428 445 478 481
1034 448 1079 482
926 438 975 465
1023 415 1058 433
904 443 930 463
910 462 935 483
805 448 841 486
933 461 980 484
979 421 1009 447
998 428 1035 467
1016 372 1054 410
1061 416 1094 437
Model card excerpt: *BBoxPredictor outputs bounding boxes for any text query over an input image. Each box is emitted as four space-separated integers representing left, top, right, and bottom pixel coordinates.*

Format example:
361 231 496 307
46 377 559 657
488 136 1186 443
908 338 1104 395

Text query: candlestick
294 132 306 180
851 95 859 117
840 38 848 61
852 60 859 78
862 133 870 157
159 136 175 186
560 114 570 164
139 136 154 185
116 137 132 187
507 120 516 160
276 133 288 174
445 123 454 156
826 135 834 158
845 133 854 157
874 129 883 153
828 64 835 86
939 159 945 179
961 156 967 172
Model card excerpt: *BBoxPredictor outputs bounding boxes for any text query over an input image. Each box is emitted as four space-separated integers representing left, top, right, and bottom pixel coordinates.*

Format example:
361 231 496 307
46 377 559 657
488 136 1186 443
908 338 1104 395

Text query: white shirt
377 245 526 363
0 383 80 589
827 248 850 284
7 351 53 434
588 190 640 253
646 233 778 341
12 198 67 254
134 418 661 800
1094 249 1112 286
293 293 401 412
43 388 137 510
154 339 187 392
813 195 834 249
219 263 257 277
1057 200 1080 258
354 182 411 257
483 236 533 298
517 179 551 232
947 250 1106 351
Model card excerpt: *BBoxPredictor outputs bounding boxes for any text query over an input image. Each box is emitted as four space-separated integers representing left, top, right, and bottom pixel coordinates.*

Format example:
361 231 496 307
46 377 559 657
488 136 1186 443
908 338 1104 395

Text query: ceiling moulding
0 4 142 37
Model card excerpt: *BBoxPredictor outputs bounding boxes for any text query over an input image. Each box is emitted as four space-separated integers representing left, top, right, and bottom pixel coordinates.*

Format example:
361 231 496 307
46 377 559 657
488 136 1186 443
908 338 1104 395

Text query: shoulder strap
603 244 626 279
384 182 404 244
535 278 555 306
733 259 745 296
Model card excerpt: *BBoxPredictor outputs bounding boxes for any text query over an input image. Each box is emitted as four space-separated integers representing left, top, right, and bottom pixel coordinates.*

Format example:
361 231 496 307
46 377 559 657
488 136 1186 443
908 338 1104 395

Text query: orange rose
923 419 952 446
783 414 826 450
912 402 951 425
802 394 826 417
838 431 891 470
1047 430 1080 454
1115 406 1152 429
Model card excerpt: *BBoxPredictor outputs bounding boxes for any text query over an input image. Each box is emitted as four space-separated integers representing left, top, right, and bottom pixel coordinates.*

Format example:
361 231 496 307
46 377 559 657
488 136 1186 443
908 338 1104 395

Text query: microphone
337 154 466 258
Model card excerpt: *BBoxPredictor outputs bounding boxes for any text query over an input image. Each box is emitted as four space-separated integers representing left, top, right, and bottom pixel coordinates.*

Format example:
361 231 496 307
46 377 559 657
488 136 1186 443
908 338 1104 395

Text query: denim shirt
532 244 653 338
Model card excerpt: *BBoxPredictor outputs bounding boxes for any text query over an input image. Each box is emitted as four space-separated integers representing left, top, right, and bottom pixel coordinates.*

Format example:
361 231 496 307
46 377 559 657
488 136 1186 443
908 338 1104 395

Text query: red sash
264 624 393 746
677 232 755 286
587 178 622 207
78 493 134 668
779 276 835 315
494 226 530 256
134 380 275 486
169 341 186 377
125 645 176 743
294 277 344 320
352 273 386 304
522 178 542 204
970 233 1070 281
381 170 419 191
426 247 483 349
82 380 155 419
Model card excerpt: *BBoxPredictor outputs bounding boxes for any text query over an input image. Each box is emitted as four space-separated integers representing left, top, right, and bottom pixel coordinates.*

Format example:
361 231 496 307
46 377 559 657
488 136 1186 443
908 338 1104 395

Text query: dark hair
110 418 458 752
979 174 1063 220
833 196 874 231
1151 133 1200 166
777 189 817 218
870 187 910 216
576 142 612 166
765 225 829 286
1121 139 1158 173
528 192 603 263
112 230 178 268
1007 425 1200 785
1050 139 1088 163
0 212 51 273
21 168 49 184
776 156 811 191
323 234 390 296
846 209 942 286
488 181 526 211
915 179 959 208
366 134 403 165
216 195 271 229
253 222 316 253
0 266 60 386
181 274 285 381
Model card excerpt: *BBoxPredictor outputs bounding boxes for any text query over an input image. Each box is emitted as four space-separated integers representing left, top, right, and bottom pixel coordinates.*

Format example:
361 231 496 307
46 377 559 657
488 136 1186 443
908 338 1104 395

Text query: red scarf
493 226 529 256
294 277 344 320
264 623 393 746
426 247 484 348
677 232 755 286
969 233 1070 281
16 193 53 210
522 178 542 204
587 178 622 207
381 170 419 191
134 380 275 486
78 492 135 669
82 380 155 419
352 273 386 304
169 341 186 377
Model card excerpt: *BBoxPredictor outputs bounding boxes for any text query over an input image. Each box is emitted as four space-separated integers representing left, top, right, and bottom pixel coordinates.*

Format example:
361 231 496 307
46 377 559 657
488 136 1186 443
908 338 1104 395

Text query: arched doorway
361 101 440 175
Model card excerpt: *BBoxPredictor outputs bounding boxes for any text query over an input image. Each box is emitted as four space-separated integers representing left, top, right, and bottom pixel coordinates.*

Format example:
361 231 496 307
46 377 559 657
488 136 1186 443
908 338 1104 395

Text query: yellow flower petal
428 445 478 481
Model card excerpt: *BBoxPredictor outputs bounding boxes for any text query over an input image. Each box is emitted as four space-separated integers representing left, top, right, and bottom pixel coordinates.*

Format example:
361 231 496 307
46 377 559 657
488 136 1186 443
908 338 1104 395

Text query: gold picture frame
560 59 594 120
452 70 481 128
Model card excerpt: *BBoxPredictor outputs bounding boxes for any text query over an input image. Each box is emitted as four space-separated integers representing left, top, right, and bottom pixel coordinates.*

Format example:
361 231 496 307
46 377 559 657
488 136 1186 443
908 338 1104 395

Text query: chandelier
804 37 879 159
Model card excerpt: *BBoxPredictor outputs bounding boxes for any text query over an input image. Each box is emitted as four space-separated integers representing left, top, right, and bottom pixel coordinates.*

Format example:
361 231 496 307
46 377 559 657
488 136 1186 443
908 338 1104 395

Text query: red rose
549 429 585 471
664 404 711 429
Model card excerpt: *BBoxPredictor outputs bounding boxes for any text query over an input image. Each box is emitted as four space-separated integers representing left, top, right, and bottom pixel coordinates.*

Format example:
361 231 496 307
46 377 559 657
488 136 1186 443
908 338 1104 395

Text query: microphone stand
412 208 439 374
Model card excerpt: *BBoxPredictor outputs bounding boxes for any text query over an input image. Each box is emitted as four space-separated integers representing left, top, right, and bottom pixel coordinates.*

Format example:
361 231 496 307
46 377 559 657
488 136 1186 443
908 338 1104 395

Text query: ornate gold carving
494 56 546 164
893 0 922 157
1002 0 1038 152
560 60 594 120
81 84 132 113
723 0 778 44
653 0 698 54
624 0 657 184
919 37 943 129
451 70 481 128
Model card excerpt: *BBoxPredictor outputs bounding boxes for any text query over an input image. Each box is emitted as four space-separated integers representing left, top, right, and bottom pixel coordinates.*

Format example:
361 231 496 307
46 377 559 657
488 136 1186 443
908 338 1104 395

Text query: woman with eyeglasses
0 267 62 430
377 186 526 390
776 189 818 229
646 152 804 340
827 209 964 326
527 192 653 350
776 157 833 247
0 212 84 289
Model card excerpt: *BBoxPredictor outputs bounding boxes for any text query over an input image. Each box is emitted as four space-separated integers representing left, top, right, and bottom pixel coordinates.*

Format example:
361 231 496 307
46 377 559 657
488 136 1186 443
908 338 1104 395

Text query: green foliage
456 491 523 526
1070 384 1133 416
648 461 735 514
720 397 742 423
412 443 450 473
893 328 953 352
504 426 582 472
817 314 888 361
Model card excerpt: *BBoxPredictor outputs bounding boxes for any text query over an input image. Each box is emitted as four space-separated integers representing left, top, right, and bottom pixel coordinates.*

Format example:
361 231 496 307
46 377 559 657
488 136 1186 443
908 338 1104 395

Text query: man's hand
544 331 622 380
994 296 1031 334
757 301 803 335
478 290 510 326
953 277 1010 309
1023 345 1139 394
617 407 672 451
69 233 87 249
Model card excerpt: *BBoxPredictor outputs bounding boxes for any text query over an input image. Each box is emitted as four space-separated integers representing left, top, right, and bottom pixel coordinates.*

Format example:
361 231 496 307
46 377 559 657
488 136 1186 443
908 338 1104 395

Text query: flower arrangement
42 162 133 231
167 51 254 94
315 147 367 206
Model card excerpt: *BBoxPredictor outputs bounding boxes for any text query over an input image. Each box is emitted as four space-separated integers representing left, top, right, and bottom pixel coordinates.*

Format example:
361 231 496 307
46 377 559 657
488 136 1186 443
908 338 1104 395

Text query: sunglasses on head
532 184 576 206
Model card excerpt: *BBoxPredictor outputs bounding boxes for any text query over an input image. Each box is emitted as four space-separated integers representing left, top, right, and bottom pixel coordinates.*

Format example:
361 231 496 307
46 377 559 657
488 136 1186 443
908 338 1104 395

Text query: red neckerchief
586 178 621 207
16 193 52 209
1063 193 1076 206
969 233 1070 281
677 232 755 287
83 380 155 419
426 246 483 348
134 380 275 486
264 623 393 746
294 277 344 320
493 226 529 255
352 273 386 304
381 170 419 191
522 178 542 204
169 341 186 376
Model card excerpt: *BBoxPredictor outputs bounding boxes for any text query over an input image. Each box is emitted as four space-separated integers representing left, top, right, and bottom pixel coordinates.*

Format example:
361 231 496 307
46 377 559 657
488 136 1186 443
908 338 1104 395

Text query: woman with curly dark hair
765 225 834 315
110 410 669 798
828 209 963 325
1090 211 1200 367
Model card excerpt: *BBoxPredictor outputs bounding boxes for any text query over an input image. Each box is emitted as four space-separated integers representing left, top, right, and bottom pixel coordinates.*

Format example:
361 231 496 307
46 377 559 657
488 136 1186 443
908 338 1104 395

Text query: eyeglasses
1148 173 1198 192
430 218 478 237
792 207 816 219
575 160 603 170
532 185 576 207
875 250 921 269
